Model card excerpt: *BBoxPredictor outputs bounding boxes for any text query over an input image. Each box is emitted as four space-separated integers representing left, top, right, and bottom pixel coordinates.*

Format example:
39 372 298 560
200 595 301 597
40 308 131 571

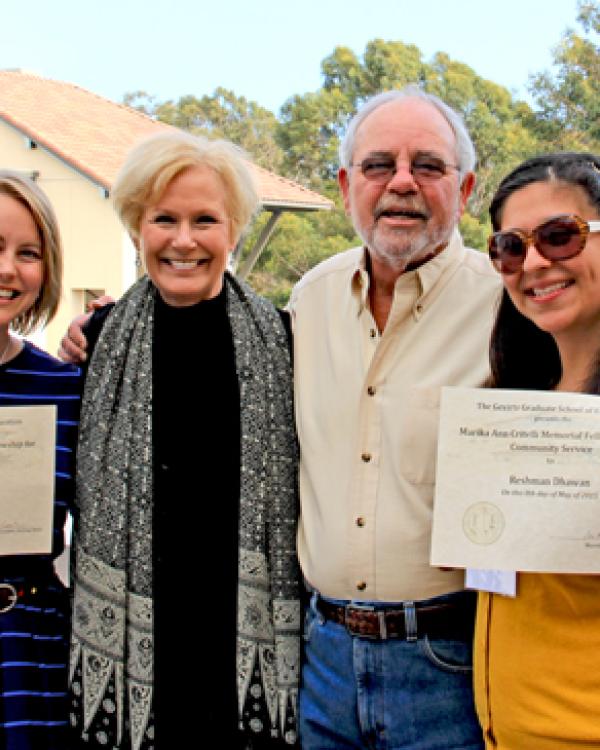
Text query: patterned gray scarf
70 274 300 748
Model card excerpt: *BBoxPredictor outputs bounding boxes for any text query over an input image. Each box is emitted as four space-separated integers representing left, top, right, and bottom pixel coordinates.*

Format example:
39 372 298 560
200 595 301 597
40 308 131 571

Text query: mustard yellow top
474 573 600 749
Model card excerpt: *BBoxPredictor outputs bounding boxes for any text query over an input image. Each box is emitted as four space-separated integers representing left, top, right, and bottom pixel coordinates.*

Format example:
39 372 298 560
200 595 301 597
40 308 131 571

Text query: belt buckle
345 603 387 640
0 583 18 614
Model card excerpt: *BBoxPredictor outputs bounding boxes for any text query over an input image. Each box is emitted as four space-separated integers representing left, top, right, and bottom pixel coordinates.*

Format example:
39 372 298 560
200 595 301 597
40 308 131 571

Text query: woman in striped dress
0 170 81 749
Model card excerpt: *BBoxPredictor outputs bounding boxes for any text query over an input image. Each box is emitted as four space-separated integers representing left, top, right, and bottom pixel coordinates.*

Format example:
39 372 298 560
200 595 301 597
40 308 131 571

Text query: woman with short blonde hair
111 130 258 244
67 132 300 749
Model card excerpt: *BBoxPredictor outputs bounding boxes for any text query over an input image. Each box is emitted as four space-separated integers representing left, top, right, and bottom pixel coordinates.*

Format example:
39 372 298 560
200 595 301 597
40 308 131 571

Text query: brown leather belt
316 599 473 640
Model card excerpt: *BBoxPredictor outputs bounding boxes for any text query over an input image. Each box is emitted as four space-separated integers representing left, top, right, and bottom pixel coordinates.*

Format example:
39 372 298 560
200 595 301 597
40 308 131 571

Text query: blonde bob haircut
111 130 260 244
0 170 63 334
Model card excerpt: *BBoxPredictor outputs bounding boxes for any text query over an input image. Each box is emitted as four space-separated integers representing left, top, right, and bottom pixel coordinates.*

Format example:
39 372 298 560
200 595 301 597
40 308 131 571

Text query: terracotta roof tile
0 71 332 211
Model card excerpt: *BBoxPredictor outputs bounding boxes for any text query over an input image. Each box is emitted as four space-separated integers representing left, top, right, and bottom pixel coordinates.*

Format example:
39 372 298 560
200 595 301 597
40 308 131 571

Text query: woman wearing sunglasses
474 152 600 749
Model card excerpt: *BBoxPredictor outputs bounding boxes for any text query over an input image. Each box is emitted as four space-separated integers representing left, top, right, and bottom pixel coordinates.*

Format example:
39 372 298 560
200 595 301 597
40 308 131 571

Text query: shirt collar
350 250 371 311
412 228 465 298
350 228 466 310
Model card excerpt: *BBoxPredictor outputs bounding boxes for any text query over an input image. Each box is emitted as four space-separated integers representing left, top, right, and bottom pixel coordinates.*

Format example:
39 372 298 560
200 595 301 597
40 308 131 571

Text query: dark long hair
488 152 600 394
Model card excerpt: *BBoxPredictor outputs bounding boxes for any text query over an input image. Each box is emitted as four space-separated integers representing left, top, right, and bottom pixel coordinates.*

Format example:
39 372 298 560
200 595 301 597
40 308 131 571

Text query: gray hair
338 85 476 176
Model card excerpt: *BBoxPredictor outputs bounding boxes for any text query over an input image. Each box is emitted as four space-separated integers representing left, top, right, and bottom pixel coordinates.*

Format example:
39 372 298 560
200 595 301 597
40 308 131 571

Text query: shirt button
361 452 372 463
367 386 376 396
416 303 423 313
356 517 365 527
369 328 377 338
356 581 367 591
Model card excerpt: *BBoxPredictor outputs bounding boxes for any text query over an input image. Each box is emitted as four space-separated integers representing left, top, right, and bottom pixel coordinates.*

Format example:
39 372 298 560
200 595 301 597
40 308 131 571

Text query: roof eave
0 113 111 191
261 199 333 212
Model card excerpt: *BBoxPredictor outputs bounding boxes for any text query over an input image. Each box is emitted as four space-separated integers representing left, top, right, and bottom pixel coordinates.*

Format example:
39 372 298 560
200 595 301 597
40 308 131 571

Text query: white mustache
374 198 429 221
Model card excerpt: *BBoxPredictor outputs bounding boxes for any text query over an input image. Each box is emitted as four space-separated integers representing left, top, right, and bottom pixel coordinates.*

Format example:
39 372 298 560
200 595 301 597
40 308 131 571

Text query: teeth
168 260 200 269
0 289 15 299
531 281 569 297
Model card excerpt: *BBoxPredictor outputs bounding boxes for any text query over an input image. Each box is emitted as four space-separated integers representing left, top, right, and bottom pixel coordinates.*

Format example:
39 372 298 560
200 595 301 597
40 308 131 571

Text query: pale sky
1 0 582 113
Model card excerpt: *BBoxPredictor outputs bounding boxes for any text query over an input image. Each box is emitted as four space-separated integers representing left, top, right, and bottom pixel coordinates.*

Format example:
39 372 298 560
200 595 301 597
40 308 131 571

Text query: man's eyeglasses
488 214 600 275
351 155 461 184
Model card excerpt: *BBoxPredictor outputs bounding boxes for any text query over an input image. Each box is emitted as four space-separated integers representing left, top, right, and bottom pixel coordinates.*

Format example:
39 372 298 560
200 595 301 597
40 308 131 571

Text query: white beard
351 192 459 271
356 217 454 271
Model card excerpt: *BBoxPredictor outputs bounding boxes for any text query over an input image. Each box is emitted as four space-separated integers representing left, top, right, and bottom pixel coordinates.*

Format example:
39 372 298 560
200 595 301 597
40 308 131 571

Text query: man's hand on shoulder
57 295 114 363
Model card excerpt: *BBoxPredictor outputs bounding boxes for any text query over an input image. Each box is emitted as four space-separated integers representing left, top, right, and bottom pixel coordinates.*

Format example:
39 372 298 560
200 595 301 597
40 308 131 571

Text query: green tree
122 90 157 115
277 40 430 188
423 54 541 225
122 5 597 302
528 0 600 151
122 87 284 171
276 40 543 255
362 39 426 96
241 211 351 306
277 88 349 186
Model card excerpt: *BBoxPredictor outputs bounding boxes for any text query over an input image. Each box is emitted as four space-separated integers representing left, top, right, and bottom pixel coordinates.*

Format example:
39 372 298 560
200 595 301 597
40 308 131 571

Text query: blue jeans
300 590 483 750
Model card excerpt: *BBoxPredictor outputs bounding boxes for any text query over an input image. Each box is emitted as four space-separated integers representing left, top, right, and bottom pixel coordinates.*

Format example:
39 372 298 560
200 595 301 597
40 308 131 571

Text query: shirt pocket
396 385 441 485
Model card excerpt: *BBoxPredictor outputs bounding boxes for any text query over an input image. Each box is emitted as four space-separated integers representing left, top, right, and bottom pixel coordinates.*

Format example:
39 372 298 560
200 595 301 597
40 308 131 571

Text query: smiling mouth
526 280 573 297
161 259 208 270
375 208 427 221
0 289 18 300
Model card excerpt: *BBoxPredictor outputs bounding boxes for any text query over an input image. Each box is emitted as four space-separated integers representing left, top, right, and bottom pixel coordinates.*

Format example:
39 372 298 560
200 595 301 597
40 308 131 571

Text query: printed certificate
0 406 56 554
430 387 600 573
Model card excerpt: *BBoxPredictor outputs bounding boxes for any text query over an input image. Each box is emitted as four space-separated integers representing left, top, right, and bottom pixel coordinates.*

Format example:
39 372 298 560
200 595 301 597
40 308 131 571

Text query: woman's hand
57 295 113 363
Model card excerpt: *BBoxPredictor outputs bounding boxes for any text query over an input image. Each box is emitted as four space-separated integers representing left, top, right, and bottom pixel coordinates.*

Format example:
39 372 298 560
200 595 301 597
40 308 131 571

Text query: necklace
0 335 11 366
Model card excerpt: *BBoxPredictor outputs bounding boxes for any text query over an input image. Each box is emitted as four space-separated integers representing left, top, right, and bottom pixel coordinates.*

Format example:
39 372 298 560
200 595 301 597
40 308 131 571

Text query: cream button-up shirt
289 231 502 601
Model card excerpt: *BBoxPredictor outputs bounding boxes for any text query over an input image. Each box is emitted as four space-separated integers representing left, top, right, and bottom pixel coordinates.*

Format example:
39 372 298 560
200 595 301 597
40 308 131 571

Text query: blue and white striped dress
0 341 81 749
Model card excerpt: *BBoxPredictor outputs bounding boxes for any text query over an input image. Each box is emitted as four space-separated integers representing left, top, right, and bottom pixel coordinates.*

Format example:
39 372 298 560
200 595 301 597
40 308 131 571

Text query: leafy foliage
124 87 284 172
528 0 600 151
121 1 600 306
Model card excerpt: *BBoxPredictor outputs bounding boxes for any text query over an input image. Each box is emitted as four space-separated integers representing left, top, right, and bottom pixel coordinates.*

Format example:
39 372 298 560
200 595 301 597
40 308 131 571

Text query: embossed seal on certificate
463 502 505 545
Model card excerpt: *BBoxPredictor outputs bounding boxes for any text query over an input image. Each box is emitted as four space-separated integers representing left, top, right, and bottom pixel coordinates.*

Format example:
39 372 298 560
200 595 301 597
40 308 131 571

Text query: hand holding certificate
0 406 56 555
430 387 600 574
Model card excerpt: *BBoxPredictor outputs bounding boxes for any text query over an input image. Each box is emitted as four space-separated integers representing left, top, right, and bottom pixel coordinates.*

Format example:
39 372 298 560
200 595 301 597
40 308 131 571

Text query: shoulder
289 246 362 308
19 341 82 378
1 342 82 403
431 244 502 331
440 243 502 317
454 246 503 305
438 237 502 299
84 302 116 359
460 245 500 281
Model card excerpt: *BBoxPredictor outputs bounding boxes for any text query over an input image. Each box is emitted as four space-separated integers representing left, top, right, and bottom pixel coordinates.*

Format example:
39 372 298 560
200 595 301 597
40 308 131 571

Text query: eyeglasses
351 155 460 184
488 214 600 275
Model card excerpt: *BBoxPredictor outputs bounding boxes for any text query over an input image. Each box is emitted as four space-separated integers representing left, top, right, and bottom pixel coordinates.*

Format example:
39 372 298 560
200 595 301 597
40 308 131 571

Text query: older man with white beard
289 87 501 749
